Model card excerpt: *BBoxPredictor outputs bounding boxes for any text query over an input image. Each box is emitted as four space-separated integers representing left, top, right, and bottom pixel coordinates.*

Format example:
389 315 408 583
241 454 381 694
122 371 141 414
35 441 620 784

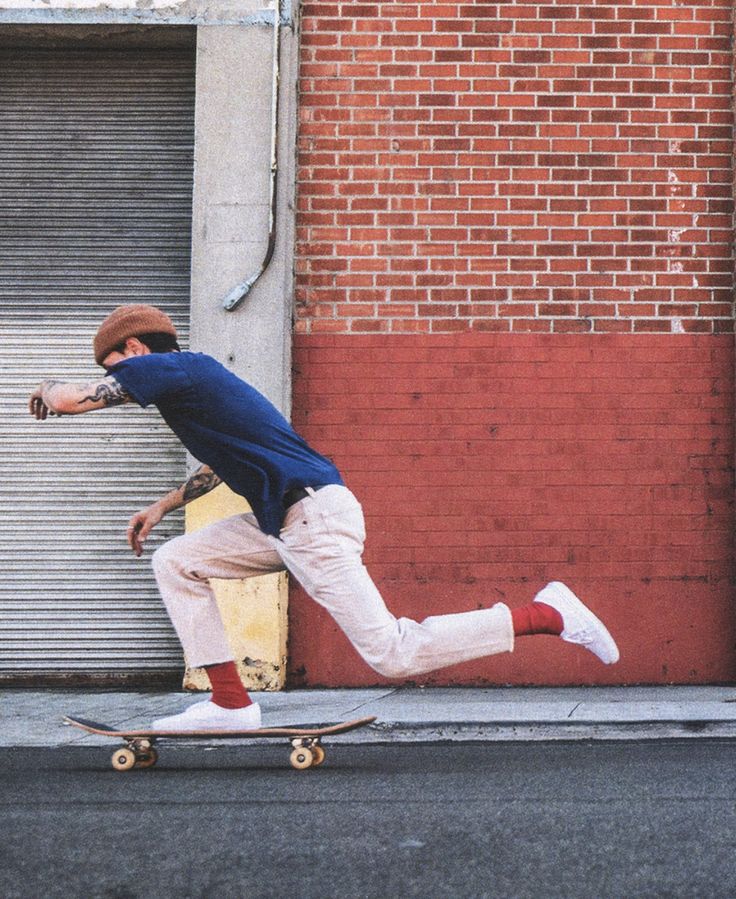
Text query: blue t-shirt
110 352 343 536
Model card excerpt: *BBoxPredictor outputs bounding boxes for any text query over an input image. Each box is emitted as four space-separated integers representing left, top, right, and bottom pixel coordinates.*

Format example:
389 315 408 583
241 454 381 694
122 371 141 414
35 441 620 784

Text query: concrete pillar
184 17 298 692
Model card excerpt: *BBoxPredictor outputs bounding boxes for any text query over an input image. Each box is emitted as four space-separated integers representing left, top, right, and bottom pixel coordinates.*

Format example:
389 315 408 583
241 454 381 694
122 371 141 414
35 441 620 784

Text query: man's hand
127 502 165 557
127 466 222 556
29 382 63 420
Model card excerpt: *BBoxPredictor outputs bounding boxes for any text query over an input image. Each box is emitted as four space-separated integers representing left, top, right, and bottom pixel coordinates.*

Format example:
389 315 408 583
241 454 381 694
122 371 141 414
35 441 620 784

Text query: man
30 304 619 731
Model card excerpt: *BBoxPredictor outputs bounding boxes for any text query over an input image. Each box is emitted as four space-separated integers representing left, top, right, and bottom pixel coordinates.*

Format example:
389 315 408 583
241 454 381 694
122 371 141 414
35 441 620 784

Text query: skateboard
63 715 377 772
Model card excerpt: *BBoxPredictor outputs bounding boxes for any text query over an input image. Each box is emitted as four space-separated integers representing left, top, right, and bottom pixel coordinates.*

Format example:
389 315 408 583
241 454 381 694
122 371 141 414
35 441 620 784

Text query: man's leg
274 486 618 678
150 512 286 729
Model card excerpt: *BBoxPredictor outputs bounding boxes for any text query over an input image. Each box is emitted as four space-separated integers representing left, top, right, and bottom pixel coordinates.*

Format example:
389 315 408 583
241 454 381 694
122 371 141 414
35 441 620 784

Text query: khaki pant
151 485 515 677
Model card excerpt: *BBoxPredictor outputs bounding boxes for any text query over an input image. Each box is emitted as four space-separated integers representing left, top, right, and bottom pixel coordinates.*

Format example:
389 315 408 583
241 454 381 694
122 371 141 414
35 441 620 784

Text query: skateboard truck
112 738 158 772
288 736 325 770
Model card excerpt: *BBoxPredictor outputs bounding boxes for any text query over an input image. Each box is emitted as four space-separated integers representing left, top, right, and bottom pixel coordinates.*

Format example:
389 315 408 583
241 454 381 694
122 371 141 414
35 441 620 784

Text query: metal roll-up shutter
0 31 196 679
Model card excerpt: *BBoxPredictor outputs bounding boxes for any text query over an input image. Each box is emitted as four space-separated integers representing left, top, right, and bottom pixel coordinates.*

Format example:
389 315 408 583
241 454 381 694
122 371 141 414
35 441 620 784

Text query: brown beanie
94 304 178 365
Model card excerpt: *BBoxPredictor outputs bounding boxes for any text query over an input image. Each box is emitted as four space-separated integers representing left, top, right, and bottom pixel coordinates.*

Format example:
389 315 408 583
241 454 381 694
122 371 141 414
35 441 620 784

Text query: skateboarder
30 304 619 732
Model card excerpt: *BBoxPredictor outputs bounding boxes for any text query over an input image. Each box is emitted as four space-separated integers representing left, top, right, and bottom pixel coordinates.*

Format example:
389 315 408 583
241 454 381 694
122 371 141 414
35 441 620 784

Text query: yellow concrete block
182 485 288 692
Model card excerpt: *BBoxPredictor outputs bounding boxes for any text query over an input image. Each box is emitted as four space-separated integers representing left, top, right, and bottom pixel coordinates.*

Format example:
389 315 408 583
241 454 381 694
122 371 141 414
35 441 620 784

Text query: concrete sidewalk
3 686 736 746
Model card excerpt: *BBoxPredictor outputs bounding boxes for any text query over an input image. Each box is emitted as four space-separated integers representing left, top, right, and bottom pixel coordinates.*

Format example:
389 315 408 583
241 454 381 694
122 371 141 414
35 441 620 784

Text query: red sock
512 602 564 637
205 661 253 709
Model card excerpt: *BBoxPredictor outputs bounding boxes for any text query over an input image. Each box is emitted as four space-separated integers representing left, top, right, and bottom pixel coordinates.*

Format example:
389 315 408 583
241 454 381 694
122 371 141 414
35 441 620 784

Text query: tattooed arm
126 465 223 556
29 376 132 419
179 466 224 505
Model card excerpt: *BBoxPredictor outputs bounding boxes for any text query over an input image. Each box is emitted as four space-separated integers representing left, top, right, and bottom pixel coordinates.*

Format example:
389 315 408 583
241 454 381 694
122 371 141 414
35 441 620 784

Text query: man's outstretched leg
275 487 620 678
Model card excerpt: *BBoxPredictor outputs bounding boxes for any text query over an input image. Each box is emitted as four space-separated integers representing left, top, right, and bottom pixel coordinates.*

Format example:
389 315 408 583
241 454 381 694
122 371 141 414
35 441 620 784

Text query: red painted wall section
288 334 735 686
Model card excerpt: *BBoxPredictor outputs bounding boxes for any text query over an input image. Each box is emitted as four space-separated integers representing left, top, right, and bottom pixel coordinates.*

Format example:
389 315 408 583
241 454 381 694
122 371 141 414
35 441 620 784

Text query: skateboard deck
64 714 377 772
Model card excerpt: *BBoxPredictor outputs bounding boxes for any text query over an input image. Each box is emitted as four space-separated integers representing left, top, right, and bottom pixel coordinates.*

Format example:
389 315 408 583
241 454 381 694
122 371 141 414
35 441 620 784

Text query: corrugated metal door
0 32 196 678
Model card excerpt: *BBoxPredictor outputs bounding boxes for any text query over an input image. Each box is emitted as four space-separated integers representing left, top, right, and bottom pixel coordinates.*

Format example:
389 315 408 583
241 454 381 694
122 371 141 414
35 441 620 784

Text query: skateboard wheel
311 745 326 767
111 748 137 772
289 747 314 770
135 748 159 769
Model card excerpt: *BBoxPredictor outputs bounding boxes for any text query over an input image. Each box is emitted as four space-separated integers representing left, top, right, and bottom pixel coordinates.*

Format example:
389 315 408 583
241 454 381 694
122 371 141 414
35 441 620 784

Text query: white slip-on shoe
152 700 262 732
534 581 620 665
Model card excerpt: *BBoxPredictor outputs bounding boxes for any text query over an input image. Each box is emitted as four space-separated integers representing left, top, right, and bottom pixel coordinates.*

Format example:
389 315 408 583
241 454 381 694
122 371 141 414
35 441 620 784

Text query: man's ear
124 337 150 356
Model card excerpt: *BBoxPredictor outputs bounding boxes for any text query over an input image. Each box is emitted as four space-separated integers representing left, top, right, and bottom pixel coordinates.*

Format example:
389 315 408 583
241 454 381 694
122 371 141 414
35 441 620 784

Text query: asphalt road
2 740 735 898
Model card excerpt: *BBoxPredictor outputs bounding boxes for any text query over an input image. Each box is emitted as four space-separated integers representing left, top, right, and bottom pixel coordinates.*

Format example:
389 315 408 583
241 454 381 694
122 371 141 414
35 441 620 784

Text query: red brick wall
297 0 733 334
288 334 735 686
290 1 736 686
